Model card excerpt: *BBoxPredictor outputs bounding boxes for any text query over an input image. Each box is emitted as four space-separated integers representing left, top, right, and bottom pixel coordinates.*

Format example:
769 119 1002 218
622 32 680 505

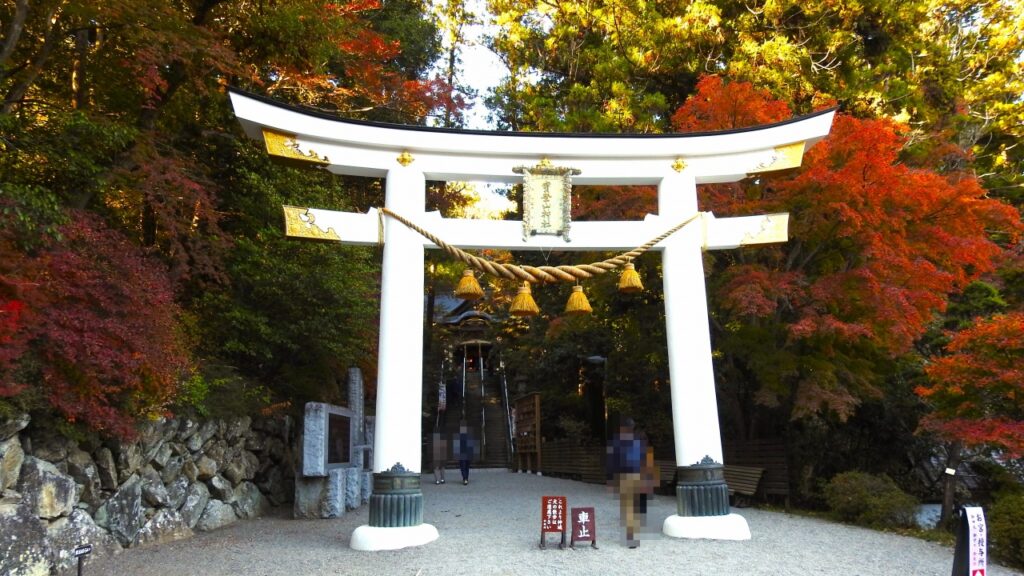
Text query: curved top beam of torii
229 88 836 186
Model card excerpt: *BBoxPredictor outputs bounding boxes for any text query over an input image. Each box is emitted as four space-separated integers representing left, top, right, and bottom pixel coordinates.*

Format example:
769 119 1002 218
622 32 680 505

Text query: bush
990 493 1024 568
824 471 919 529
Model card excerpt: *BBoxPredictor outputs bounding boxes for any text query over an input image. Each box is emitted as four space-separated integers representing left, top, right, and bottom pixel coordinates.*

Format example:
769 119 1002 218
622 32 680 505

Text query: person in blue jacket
607 417 654 548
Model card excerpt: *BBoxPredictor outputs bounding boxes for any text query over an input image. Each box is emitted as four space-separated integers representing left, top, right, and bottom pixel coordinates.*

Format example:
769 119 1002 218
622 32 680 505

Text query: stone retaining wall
0 413 294 576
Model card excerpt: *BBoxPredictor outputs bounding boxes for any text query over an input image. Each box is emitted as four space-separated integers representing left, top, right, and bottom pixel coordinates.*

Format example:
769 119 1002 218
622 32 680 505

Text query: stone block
112 440 143 484
293 476 323 519
16 457 77 520
187 421 219 453
131 508 193 548
0 412 30 442
302 403 328 477
151 443 173 470
93 474 144 546
182 458 199 483
1 435 25 491
225 416 252 442
0 494 50 576
293 469 345 519
195 455 218 480
364 416 375 470
166 476 189 510
224 450 260 485
142 475 171 508
207 475 234 503
46 508 121 572
196 499 237 532
66 447 101 506
94 447 118 490
203 439 228 464
361 471 372 505
160 454 186 485
345 467 361 510
232 481 268 519
179 482 209 529
323 468 345 518
140 417 177 461
176 418 199 442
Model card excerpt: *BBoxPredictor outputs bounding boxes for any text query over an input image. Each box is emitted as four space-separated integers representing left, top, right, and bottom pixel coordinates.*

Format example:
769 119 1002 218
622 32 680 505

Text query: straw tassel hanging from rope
618 261 643 294
510 282 540 317
377 206 699 317
454 269 484 300
564 285 592 315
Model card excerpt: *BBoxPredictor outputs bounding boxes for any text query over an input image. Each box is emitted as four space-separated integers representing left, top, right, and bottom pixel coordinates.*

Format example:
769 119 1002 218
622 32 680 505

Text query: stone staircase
427 370 510 470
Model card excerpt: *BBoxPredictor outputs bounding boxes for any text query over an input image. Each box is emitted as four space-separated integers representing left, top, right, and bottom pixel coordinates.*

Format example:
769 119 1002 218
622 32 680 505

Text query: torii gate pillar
660 172 749 539
350 165 440 550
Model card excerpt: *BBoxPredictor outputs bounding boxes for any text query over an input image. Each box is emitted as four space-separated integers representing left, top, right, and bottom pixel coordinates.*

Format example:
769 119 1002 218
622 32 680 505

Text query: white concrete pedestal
663 513 751 541
350 524 439 551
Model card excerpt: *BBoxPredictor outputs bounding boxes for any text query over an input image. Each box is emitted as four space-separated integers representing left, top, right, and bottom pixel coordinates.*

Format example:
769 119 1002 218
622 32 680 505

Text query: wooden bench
723 465 764 506
723 439 790 508
654 461 764 504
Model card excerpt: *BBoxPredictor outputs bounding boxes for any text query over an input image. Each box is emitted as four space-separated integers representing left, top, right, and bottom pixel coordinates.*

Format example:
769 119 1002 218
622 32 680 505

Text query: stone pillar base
663 513 750 540
350 524 439 551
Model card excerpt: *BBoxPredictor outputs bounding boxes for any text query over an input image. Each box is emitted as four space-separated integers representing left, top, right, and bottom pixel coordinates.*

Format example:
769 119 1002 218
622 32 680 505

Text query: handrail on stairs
500 355 514 467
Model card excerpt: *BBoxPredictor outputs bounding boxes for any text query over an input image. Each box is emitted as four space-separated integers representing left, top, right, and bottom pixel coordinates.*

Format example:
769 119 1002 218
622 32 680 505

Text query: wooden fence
538 439 606 484
534 437 791 507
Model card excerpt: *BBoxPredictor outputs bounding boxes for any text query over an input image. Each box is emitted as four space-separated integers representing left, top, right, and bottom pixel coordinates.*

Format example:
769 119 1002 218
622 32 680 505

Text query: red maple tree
918 312 1024 456
1 213 188 437
672 75 1021 420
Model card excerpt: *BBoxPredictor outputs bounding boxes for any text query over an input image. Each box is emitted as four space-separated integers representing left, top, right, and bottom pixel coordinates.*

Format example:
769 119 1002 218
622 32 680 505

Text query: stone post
347 367 365 470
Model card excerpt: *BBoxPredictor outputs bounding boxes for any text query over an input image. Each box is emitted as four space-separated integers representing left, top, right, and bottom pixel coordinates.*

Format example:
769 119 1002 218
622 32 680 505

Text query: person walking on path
455 420 477 485
607 417 655 548
431 431 448 485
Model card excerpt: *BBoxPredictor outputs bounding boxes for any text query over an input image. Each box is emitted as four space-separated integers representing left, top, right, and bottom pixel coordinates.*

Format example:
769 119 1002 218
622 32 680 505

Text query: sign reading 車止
952 506 986 576
540 496 567 549
570 506 597 549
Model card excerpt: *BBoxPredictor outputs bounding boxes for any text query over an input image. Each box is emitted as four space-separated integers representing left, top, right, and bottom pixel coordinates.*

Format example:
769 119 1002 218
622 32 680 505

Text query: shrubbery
824 471 918 529
989 492 1024 568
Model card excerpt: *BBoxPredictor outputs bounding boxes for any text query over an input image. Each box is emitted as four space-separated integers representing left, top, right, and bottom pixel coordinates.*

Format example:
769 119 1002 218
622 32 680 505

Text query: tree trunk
2 2 63 113
940 440 963 528
72 27 90 109
0 0 30 77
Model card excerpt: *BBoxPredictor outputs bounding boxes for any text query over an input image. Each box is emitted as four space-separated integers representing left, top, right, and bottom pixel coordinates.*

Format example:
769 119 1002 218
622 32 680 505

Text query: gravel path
88 469 1022 576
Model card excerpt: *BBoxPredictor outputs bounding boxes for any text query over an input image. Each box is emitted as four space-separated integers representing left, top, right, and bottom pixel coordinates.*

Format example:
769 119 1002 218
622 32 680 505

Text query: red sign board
570 506 597 549
541 496 566 533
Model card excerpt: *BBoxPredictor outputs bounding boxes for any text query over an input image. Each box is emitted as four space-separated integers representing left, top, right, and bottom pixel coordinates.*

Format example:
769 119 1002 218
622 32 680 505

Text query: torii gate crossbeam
229 89 835 551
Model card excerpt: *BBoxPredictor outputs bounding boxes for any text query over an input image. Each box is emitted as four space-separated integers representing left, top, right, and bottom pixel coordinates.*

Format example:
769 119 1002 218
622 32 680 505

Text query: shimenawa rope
379 207 699 284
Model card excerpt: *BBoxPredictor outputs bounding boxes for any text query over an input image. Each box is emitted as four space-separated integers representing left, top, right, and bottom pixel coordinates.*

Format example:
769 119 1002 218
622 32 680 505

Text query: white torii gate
229 89 835 551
